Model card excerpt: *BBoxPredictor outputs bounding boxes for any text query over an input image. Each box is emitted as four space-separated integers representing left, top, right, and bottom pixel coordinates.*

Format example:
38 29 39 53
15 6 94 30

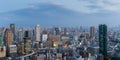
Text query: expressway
15 51 36 59
15 47 56 59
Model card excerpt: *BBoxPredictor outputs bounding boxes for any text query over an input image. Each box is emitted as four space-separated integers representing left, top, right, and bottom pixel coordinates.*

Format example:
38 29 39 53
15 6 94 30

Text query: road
15 51 35 59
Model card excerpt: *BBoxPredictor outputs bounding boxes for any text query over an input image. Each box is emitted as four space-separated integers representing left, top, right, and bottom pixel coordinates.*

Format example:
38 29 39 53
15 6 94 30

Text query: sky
1 0 120 13
0 0 120 27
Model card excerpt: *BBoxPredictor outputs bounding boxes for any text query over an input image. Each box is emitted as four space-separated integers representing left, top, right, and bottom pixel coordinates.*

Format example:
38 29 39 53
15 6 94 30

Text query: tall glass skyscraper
99 24 108 60
0 37 2 46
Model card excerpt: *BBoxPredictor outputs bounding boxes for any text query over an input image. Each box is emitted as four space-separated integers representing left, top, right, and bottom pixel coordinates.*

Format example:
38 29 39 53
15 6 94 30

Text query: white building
8 45 17 57
42 34 48 42
8 45 17 53
35 24 40 42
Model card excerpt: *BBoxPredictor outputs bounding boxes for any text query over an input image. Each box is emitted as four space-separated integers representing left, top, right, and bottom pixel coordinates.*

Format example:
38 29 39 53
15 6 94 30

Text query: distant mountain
0 3 119 27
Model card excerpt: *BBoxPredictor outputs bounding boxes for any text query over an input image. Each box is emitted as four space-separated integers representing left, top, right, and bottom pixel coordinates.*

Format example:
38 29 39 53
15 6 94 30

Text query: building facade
4 28 13 46
99 24 108 60
90 26 95 38
35 24 40 42
10 24 15 41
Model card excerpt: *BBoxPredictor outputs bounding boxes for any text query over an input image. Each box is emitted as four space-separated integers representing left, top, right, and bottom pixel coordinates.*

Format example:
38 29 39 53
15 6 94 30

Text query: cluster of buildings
0 24 120 60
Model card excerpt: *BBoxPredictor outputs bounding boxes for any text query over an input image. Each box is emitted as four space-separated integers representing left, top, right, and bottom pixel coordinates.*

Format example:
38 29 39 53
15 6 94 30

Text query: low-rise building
0 46 6 58
7 45 17 57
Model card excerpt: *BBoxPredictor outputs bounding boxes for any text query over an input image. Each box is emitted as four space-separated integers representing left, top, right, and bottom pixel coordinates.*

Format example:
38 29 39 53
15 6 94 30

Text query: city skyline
0 23 119 60
0 0 120 60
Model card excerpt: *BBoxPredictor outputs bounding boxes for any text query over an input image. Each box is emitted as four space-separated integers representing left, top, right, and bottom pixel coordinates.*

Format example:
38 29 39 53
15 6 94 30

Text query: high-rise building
35 24 40 42
90 26 95 38
42 29 48 42
54 27 60 35
64 28 67 35
24 31 29 37
18 29 24 42
17 43 25 55
10 24 15 34
4 28 13 46
10 24 15 41
99 24 108 60
0 37 2 46
24 31 32 54
32 29 36 41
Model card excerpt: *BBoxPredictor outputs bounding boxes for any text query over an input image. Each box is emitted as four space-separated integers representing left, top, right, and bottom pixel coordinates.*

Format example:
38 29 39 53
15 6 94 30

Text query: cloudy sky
1 0 120 13
0 0 120 27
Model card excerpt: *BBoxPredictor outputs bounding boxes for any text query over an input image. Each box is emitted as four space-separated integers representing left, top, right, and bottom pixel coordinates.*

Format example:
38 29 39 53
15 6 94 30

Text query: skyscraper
24 31 29 38
42 29 48 42
54 27 60 35
24 31 32 54
90 26 95 38
4 28 13 46
10 24 15 41
35 24 40 42
18 29 24 42
64 28 67 35
99 24 108 60
0 37 2 46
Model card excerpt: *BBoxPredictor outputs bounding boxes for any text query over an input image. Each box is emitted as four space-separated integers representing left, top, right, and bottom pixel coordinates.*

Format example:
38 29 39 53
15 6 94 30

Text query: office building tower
17 43 25 55
4 28 13 46
42 29 48 42
32 29 35 41
64 28 67 35
35 24 40 42
24 31 32 54
28 29 34 40
99 24 108 60
24 30 29 37
18 29 24 42
10 24 15 41
0 37 2 46
54 27 60 35
90 26 95 38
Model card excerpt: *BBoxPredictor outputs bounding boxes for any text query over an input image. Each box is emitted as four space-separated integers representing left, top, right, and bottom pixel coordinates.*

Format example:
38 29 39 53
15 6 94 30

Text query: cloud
77 0 120 13
49 0 120 13
50 1 63 6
